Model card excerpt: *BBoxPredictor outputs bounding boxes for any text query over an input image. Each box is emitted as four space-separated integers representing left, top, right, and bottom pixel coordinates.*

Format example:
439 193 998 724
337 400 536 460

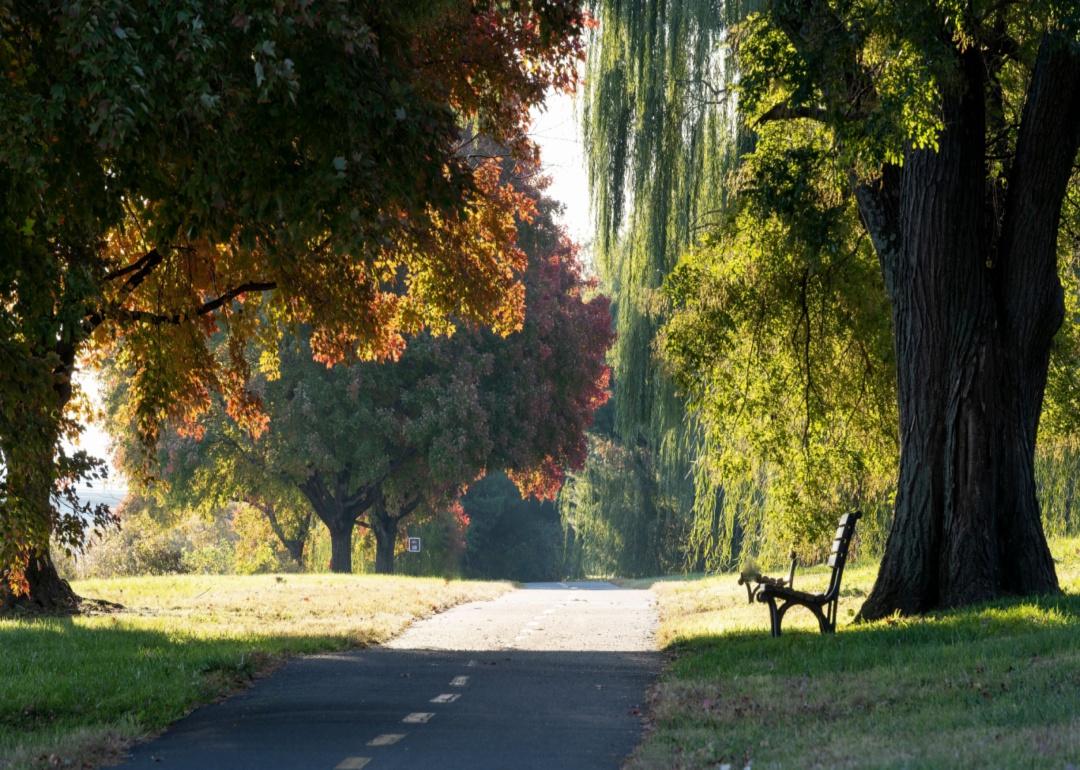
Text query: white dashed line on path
431 693 460 703
334 758 371 769
367 734 405 747
450 676 469 687
402 712 434 724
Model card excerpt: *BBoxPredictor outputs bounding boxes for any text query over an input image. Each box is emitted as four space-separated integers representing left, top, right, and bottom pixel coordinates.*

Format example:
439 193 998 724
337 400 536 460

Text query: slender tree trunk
371 509 398 575
252 498 311 568
283 538 306 568
858 39 1079 618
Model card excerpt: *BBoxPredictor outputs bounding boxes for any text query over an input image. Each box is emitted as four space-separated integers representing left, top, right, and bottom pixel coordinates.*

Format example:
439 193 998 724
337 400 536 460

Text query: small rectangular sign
407 536 421 553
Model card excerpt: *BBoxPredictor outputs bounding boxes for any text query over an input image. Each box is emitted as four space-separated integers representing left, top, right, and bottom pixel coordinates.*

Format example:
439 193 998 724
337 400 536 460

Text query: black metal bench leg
807 604 838 635
810 603 833 634
766 597 781 637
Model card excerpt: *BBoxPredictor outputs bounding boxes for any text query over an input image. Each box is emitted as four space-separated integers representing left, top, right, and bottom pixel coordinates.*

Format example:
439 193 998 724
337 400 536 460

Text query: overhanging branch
109 281 277 326
756 101 827 125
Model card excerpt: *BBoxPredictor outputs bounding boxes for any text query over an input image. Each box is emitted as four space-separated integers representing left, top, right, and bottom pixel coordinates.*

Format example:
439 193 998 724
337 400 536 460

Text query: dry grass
0 573 508 770
626 538 1080 770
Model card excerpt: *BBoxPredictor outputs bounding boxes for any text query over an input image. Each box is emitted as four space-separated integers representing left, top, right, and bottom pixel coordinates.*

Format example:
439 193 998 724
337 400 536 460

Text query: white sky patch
529 88 594 265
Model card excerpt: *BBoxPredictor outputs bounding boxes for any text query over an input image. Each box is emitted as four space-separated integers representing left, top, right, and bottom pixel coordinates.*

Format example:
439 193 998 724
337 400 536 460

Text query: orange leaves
414 1 586 163
508 457 565 502
397 159 533 338
81 2 584 473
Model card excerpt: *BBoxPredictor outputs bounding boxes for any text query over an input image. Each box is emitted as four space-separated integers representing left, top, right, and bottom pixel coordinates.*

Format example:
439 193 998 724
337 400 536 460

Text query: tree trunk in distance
283 538 306 568
253 498 309 568
327 523 354 574
371 509 398 575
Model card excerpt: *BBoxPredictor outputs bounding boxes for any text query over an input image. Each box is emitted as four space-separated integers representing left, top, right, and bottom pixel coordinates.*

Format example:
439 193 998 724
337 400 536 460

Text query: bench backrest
824 511 861 600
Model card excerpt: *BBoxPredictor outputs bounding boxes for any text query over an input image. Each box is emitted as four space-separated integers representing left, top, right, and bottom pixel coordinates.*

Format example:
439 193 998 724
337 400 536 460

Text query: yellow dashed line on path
403 712 435 724
367 734 405 747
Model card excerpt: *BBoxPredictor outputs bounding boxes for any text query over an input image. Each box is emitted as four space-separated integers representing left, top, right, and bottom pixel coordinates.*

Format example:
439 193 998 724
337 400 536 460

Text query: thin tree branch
755 101 827 125
108 281 277 326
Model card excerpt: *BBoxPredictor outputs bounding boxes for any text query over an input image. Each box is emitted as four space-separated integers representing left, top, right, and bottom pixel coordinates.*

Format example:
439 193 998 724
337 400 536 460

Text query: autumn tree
0 1 586 610
111 195 612 574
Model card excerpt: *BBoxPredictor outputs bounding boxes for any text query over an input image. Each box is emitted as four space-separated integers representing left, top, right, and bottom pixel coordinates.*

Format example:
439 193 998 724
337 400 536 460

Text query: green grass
0 573 508 770
627 538 1080 770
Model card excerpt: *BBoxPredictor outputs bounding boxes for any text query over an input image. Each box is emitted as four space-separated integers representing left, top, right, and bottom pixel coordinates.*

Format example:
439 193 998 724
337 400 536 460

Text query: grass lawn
0 573 508 770
627 537 1080 770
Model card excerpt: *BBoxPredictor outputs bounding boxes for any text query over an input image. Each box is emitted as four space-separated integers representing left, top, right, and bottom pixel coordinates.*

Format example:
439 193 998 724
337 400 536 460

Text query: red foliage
490 233 614 501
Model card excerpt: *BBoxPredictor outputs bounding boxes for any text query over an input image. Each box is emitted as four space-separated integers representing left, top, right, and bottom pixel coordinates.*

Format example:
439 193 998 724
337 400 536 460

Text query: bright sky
71 90 592 497
529 90 592 250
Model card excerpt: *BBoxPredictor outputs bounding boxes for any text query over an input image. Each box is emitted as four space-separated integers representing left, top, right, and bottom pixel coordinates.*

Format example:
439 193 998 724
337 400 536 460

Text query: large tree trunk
0 551 80 614
299 477 375 574
859 38 1080 619
1 347 82 613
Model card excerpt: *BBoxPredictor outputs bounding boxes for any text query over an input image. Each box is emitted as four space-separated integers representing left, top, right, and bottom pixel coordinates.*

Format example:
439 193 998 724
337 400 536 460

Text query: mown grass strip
628 538 1080 770
0 573 508 770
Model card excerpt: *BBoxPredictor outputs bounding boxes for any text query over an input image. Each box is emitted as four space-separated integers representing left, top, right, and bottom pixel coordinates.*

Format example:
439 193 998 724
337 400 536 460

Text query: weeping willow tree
562 0 762 574
572 0 1080 585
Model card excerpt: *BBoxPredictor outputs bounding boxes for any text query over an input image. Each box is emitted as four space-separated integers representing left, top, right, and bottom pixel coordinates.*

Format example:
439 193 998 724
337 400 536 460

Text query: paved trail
116 582 659 770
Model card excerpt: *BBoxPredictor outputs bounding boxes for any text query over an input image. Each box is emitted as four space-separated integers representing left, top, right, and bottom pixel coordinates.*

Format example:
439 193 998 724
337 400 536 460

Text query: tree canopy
661 0 1080 614
577 0 1080 615
108 193 612 574
0 0 587 606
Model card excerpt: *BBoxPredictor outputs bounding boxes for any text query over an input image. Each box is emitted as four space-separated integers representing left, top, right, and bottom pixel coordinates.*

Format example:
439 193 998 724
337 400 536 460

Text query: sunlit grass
627 537 1080 769
0 573 508 770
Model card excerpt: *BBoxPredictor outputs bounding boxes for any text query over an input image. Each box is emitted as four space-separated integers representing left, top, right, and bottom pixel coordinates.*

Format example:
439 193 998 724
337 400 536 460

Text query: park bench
738 511 862 636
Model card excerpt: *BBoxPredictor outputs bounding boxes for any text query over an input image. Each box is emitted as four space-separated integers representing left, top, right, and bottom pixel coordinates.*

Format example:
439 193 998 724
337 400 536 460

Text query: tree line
104 190 611 576
0 1 592 611
572 0 1080 615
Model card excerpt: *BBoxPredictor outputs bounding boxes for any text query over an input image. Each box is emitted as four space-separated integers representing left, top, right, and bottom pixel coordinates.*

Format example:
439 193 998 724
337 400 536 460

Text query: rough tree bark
857 35 1080 618
0 552 80 613
327 521 355 574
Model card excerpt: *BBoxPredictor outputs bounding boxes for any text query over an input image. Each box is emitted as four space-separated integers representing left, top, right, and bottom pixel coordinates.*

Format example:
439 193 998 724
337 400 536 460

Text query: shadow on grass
0 617 354 766
668 590 1080 680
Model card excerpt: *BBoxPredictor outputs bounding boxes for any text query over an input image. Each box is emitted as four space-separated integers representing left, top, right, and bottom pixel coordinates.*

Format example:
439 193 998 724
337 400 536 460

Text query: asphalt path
115 581 659 770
